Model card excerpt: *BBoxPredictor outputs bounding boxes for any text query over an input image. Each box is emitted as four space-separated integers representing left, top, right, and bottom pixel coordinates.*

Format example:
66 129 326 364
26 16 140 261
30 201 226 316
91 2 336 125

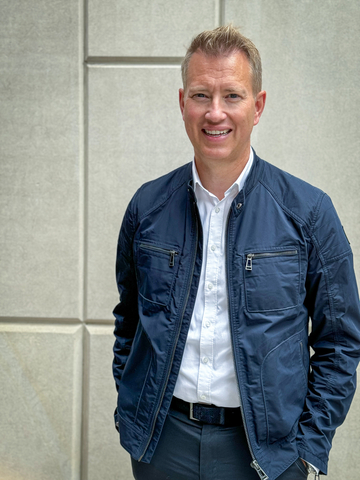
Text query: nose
204 98 227 123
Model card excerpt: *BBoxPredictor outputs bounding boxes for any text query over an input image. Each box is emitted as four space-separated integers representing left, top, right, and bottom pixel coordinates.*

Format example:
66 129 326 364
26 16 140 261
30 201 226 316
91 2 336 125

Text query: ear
253 90 266 126
179 88 185 120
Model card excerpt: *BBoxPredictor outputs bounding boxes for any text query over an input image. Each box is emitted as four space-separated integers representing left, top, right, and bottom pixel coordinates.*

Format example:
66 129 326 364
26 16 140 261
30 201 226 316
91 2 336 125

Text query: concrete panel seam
72 322 84 480
0 317 114 326
86 56 183 66
81 324 90 480
79 0 86 327
84 0 89 60
219 0 226 26
0 317 83 325
85 318 115 326
83 43 89 327
80 2 87 479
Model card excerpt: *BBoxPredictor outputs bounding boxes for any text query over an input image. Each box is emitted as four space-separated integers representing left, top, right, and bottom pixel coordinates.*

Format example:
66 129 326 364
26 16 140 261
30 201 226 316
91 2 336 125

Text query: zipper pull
250 460 269 480
169 250 178 267
246 254 254 271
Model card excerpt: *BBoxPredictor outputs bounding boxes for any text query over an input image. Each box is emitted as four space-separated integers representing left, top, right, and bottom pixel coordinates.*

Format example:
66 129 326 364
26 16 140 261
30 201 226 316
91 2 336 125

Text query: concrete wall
1 1 359 478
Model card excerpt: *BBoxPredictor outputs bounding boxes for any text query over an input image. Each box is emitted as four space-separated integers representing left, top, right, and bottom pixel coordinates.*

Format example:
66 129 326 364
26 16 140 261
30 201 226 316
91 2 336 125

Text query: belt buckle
189 403 199 421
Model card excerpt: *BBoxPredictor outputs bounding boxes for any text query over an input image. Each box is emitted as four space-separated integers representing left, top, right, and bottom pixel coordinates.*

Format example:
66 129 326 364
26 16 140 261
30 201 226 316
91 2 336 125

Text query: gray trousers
131 407 308 480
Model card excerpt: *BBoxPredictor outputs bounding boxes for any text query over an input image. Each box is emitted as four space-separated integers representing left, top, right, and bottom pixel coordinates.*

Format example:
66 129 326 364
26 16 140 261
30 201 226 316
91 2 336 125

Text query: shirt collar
192 148 254 199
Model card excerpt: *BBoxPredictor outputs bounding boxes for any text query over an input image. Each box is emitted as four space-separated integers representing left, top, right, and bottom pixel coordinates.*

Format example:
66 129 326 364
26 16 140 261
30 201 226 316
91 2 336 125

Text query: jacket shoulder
259 159 326 227
251 156 351 260
130 163 192 218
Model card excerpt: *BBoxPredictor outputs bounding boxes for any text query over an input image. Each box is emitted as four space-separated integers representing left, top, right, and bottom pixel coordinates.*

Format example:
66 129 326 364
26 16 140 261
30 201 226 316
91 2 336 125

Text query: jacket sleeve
112 196 139 392
297 193 360 474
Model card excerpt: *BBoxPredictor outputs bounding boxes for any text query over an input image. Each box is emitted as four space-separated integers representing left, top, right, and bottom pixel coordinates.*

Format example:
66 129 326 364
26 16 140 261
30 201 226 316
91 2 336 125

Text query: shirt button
202 357 209 364
211 244 216 251
200 394 207 401
207 283 213 290
204 320 211 328
215 207 220 213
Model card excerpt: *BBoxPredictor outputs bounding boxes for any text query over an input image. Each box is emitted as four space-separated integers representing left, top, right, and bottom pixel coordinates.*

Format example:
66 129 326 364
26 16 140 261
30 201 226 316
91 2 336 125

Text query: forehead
186 50 252 89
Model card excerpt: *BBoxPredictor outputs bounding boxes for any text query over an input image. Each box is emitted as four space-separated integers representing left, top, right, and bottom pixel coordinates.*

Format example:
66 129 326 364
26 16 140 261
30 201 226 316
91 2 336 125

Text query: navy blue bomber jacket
113 152 360 480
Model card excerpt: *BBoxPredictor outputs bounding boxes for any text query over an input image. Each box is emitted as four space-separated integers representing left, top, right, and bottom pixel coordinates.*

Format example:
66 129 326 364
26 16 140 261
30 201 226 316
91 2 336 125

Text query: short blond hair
181 24 262 96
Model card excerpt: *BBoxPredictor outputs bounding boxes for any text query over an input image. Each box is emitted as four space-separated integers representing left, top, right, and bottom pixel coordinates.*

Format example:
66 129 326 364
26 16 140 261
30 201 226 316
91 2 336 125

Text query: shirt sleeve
297 193 360 474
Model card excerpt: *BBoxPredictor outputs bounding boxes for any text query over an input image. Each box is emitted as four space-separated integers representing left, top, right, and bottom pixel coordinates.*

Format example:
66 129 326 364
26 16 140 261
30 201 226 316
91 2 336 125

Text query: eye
193 93 206 98
227 93 240 99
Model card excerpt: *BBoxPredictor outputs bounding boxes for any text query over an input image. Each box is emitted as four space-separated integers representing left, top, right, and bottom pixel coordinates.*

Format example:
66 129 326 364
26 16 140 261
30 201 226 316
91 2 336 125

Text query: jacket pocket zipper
245 250 298 272
139 243 179 267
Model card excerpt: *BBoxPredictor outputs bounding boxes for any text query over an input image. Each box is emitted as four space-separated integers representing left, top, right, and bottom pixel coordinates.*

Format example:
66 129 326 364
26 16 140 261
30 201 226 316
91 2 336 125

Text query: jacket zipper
226 206 269 480
138 203 199 461
245 249 298 272
139 243 178 267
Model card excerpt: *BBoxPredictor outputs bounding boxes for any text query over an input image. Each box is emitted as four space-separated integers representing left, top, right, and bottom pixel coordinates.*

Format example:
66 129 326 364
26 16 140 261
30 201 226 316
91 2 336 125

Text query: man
113 25 360 480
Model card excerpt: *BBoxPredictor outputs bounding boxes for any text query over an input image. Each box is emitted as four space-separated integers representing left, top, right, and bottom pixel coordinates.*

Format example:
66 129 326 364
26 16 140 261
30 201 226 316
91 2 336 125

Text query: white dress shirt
173 150 254 407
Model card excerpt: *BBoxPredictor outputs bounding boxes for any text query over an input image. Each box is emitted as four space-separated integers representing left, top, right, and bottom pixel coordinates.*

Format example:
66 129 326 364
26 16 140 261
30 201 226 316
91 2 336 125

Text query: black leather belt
171 397 243 426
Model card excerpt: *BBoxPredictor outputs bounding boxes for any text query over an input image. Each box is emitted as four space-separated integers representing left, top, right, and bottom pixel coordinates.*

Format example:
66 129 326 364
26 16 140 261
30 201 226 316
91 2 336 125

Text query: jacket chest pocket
135 242 179 307
244 248 300 312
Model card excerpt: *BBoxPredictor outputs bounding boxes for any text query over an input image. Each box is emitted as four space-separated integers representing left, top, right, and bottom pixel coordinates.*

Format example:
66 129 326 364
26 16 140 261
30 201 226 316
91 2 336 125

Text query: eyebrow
223 87 247 95
188 86 247 95
187 85 208 93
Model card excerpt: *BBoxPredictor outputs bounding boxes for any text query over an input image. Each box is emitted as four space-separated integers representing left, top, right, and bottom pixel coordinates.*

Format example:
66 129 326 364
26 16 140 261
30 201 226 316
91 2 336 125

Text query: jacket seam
321 248 352 265
261 329 306 444
136 173 189 222
118 410 143 433
308 190 326 236
134 346 155 423
258 179 311 235
308 227 340 395
309 193 351 261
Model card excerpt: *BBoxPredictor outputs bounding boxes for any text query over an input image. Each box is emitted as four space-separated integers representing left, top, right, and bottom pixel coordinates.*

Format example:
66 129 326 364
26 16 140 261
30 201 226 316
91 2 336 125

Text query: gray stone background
1 0 359 479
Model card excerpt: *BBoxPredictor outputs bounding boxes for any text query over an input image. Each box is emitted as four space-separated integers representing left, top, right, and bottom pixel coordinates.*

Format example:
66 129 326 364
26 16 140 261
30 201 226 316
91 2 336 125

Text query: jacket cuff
297 443 327 475
301 458 319 474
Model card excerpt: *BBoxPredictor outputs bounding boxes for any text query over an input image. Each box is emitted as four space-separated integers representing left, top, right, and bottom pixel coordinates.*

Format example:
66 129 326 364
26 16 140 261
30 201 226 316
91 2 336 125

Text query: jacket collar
186 149 264 212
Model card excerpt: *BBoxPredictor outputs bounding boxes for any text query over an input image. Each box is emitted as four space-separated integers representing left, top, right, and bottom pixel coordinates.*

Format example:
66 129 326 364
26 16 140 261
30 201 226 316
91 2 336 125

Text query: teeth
204 129 230 135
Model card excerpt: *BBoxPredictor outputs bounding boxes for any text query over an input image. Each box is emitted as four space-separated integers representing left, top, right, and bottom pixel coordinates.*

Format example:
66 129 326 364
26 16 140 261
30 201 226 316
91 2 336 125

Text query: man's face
179 51 266 170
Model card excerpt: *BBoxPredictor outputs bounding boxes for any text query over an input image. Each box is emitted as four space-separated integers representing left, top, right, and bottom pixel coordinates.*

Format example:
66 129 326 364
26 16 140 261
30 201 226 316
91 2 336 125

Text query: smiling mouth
203 129 231 137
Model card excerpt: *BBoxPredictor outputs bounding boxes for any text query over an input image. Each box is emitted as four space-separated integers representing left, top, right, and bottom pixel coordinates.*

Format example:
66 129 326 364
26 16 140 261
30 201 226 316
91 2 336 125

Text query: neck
195 150 250 200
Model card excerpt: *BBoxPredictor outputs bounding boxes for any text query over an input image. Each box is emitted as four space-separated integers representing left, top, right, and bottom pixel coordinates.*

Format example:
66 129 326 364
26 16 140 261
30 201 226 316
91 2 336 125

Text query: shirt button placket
198 200 224 405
